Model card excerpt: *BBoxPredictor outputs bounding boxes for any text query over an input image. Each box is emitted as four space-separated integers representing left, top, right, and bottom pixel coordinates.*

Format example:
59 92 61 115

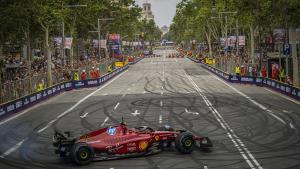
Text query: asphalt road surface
0 48 299 169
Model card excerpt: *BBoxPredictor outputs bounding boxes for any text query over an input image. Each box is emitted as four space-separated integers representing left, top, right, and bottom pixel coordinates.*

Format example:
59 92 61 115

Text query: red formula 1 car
53 120 212 165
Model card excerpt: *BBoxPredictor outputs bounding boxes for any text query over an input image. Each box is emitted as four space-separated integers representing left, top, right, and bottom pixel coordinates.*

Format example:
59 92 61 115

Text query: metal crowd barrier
0 65 129 119
187 57 300 101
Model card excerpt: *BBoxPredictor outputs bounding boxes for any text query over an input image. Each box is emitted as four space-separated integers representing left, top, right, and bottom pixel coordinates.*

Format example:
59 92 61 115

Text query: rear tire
71 143 93 165
175 132 195 154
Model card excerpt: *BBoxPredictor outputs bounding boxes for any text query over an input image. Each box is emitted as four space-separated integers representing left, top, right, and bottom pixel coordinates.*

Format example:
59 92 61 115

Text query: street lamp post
90 18 114 61
61 4 87 67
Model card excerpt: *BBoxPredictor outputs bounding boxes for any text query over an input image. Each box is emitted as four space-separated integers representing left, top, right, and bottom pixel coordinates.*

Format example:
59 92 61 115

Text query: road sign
283 43 291 56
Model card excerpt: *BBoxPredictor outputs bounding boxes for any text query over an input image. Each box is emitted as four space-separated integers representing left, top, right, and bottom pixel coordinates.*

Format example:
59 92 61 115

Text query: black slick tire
175 132 195 154
71 142 94 165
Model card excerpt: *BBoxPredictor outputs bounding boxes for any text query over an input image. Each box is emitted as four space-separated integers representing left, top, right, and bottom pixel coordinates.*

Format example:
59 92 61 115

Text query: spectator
279 68 285 82
81 70 87 80
261 67 267 77
235 64 240 76
73 71 79 81
90 67 96 79
95 68 100 78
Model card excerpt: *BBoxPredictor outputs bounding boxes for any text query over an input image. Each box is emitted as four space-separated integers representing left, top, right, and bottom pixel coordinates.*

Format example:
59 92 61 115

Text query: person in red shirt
261 67 267 77
81 69 87 80
90 67 96 79
95 68 100 78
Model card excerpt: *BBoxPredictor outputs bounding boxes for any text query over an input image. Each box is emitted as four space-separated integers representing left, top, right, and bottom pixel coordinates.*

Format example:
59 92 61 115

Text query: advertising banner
64 37 73 49
109 34 122 57
53 37 62 47
220 38 226 46
92 40 107 49
273 29 285 43
238 36 246 46
228 36 236 47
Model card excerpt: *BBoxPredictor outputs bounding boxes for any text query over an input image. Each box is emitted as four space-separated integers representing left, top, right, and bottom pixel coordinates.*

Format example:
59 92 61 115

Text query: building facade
142 2 154 21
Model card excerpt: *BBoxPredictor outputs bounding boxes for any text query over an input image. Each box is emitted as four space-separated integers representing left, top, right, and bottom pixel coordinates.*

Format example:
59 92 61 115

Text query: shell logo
139 141 148 151
154 135 160 141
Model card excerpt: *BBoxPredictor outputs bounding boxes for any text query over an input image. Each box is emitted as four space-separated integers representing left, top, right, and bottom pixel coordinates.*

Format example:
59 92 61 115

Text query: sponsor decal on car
108 143 124 153
139 141 148 151
87 140 102 144
80 134 90 139
107 127 117 135
154 135 160 141
127 146 136 152
127 142 136 147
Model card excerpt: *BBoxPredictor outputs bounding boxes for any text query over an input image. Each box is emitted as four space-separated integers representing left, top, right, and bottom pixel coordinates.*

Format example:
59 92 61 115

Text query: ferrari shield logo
139 141 148 151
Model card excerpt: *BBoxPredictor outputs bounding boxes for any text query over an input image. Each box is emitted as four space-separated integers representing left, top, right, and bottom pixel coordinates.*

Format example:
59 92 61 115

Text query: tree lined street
168 0 300 87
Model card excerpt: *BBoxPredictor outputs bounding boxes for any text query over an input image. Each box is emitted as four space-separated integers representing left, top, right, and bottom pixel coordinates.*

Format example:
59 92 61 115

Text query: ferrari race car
53 120 213 165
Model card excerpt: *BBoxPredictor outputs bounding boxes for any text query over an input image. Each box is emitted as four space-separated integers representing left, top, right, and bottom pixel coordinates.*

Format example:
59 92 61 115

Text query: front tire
175 132 195 154
71 143 93 165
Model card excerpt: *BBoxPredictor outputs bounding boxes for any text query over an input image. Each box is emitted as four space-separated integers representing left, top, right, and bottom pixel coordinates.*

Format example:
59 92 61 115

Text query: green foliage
0 0 160 47
169 0 300 44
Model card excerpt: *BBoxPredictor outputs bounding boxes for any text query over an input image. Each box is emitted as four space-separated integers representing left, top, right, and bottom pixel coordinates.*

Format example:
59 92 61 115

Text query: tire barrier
187 57 300 101
0 65 129 120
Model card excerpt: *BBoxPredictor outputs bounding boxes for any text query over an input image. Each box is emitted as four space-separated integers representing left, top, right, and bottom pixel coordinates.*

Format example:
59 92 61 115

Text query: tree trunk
26 33 32 94
289 27 299 86
45 27 52 87
206 30 213 58
250 23 255 63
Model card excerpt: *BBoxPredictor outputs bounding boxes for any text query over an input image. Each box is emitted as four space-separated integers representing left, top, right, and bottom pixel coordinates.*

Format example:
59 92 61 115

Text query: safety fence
0 59 116 104
187 57 300 101
0 65 129 119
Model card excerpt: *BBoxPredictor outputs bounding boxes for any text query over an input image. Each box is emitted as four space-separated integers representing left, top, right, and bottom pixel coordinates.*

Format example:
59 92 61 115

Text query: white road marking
143 91 147 94
80 112 89 119
185 72 262 169
103 93 108 96
264 88 300 105
204 166 208 169
290 122 295 129
114 102 120 110
204 69 287 125
159 115 162 124
101 117 109 126
160 100 163 107
185 108 188 113
161 91 164 95
122 94 126 97
132 110 140 116
283 110 291 113
0 138 27 158
0 92 66 126
37 119 56 133
127 88 131 91
184 108 199 115
175 58 178 62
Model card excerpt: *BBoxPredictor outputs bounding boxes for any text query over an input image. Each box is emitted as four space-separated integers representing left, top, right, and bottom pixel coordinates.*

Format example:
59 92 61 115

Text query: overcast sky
135 0 181 28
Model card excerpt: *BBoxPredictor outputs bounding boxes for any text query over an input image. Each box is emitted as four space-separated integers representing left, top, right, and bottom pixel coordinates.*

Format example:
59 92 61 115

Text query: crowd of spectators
0 52 114 103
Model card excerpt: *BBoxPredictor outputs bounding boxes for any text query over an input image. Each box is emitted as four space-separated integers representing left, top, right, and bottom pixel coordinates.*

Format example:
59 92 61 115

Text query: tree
33 0 63 87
